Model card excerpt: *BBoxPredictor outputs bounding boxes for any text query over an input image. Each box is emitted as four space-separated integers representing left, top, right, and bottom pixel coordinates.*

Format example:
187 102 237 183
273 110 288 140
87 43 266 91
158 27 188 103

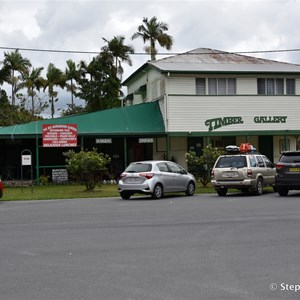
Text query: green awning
0 101 165 139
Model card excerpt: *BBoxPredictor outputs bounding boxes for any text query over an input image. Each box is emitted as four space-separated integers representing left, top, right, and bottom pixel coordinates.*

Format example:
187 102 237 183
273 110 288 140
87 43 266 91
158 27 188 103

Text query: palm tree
2 50 32 105
65 59 79 109
102 36 134 78
132 16 173 61
0 64 10 85
21 67 44 115
44 63 65 118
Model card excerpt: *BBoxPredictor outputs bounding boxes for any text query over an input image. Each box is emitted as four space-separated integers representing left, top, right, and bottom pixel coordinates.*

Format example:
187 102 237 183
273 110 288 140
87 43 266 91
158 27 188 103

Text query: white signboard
22 155 32 166
139 138 154 143
96 138 112 144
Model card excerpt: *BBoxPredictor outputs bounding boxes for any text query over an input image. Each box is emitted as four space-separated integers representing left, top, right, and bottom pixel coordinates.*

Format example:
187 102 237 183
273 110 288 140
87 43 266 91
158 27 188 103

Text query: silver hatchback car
118 160 196 199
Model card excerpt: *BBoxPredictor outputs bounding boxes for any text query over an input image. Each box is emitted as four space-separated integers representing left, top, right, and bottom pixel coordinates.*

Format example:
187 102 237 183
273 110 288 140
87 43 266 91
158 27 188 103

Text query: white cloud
0 2 43 39
1 0 300 116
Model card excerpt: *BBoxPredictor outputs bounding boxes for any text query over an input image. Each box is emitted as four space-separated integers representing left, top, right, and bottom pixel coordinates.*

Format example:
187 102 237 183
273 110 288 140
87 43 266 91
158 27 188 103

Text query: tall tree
0 64 10 85
132 16 173 61
102 36 134 79
65 59 79 109
44 63 66 118
2 50 32 105
0 65 10 104
21 67 44 115
76 50 121 112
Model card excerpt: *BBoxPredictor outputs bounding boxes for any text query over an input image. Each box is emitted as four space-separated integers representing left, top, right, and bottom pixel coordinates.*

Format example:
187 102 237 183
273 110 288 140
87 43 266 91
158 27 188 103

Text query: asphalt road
1 191 300 300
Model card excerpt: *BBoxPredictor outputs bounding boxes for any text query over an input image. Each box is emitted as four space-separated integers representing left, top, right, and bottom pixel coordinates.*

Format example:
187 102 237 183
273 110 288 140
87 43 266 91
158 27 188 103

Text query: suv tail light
211 170 215 178
247 169 252 177
275 163 285 170
140 172 154 179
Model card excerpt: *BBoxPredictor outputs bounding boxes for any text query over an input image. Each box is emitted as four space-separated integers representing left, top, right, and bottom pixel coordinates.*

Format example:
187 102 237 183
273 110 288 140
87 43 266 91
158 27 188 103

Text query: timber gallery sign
42 124 78 147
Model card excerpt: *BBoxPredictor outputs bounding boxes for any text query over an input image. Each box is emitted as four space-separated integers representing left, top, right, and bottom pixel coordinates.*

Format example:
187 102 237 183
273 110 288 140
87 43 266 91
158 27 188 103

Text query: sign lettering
139 138 154 143
205 116 288 132
253 116 287 123
205 117 244 132
43 124 78 147
96 138 112 144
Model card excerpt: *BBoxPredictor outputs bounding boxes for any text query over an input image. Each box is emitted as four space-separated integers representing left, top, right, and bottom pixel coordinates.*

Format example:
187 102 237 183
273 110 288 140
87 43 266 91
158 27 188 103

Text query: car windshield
215 156 247 168
125 163 152 173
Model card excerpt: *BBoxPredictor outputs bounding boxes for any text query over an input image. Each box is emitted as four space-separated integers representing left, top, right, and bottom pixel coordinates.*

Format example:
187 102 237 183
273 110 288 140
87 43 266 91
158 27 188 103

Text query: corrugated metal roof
123 48 300 85
149 48 300 73
0 102 165 138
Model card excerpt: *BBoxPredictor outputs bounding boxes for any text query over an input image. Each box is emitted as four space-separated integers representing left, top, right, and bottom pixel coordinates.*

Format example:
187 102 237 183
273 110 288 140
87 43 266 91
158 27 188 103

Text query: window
256 156 265 167
157 163 169 172
286 79 295 95
196 78 236 95
208 78 217 95
262 156 273 168
215 156 246 168
196 78 205 95
257 78 295 95
167 162 182 173
249 156 257 167
280 139 290 152
227 78 236 94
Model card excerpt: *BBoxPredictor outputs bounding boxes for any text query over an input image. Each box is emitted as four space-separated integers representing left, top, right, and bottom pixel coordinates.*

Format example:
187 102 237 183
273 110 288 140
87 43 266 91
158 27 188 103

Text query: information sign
43 124 78 147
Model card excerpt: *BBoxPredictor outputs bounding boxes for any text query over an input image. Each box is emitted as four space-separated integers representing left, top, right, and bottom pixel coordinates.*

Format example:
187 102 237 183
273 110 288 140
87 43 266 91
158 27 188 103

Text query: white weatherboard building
123 48 300 166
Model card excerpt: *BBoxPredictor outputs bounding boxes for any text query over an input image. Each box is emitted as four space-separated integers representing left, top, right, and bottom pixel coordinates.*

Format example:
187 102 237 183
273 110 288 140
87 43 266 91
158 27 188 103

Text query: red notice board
42 124 78 147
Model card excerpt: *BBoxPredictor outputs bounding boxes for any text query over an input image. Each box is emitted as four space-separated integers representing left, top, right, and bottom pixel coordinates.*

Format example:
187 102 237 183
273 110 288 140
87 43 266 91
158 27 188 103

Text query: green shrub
186 144 225 186
64 148 111 191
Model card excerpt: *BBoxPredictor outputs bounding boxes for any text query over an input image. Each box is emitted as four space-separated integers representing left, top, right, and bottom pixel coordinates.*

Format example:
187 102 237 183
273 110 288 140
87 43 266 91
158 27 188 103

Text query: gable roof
123 48 300 85
0 101 165 139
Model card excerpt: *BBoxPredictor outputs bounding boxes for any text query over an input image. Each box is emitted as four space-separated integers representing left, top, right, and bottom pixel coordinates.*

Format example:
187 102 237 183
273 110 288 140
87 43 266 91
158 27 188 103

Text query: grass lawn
1 183 216 201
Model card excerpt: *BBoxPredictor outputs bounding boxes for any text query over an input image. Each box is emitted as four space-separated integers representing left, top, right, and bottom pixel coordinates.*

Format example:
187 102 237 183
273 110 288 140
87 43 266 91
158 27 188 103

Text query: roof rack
226 143 257 154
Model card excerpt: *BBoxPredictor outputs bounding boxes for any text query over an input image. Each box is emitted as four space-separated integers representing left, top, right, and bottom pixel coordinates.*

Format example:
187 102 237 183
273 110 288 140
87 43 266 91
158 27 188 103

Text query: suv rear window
125 163 152 172
215 156 247 168
279 153 300 163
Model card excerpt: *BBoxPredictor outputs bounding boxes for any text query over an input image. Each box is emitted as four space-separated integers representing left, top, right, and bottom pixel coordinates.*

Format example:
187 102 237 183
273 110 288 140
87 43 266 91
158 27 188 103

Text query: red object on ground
0 180 3 198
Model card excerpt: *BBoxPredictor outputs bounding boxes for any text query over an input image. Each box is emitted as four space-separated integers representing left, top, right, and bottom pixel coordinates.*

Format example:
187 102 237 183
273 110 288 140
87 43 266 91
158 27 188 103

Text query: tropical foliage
44 63 66 118
132 16 173 60
102 35 134 79
2 50 32 105
0 16 173 123
75 50 121 112
186 144 225 186
0 95 42 126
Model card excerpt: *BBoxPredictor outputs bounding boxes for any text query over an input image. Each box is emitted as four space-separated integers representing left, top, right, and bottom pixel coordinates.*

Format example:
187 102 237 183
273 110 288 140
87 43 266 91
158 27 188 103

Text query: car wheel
120 191 132 200
185 181 195 196
277 188 289 196
217 188 227 196
254 178 263 195
152 184 163 199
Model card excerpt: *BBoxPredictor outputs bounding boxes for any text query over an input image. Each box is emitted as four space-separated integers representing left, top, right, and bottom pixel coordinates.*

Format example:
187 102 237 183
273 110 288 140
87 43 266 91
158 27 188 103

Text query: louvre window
208 78 217 95
196 78 236 95
286 79 295 95
257 78 295 95
195 78 205 95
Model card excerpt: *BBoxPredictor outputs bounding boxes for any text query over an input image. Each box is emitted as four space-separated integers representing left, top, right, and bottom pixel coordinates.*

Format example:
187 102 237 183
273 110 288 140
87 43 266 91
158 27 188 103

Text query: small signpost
21 149 33 193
